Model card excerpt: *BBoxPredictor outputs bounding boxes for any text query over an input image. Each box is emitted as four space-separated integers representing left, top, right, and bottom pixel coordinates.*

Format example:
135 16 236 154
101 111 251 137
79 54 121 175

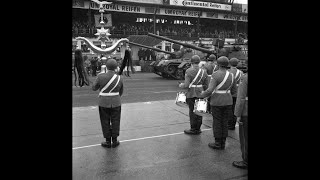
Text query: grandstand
72 0 247 60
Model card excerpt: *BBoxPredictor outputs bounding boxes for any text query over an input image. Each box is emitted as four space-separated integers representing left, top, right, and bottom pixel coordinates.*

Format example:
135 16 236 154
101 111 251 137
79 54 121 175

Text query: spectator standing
90 57 98 76
84 58 91 76
151 50 156 61
138 48 145 61
145 49 151 61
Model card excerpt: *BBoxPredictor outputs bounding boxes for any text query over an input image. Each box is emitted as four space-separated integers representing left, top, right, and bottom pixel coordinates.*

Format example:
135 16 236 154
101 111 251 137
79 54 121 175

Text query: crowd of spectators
72 19 247 39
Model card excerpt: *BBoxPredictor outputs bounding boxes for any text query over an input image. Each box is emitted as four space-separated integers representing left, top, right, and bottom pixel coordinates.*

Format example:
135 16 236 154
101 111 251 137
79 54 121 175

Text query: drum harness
210 71 234 96
189 68 204 88
235 69 243 86
99 74 121 97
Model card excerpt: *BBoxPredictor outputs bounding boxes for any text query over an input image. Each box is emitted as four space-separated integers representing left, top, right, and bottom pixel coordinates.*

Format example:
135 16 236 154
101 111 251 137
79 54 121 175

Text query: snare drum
194 99 211 117
175 92 188 107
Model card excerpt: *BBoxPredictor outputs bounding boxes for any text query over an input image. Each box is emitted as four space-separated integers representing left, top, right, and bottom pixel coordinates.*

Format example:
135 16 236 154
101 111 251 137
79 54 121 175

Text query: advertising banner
168 0 232 11
90 3 144 13
160 8 201 17
87 3 247 22
115 0 163 4
94 14 112 27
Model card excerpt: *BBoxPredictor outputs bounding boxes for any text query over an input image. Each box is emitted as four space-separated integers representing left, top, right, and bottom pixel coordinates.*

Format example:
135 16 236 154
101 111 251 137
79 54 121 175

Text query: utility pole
153 6 158 34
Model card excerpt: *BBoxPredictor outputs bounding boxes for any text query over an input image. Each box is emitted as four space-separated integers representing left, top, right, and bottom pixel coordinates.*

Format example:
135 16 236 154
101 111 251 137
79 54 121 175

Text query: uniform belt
99 92 119 96
215 90 230 94
190 85 203 87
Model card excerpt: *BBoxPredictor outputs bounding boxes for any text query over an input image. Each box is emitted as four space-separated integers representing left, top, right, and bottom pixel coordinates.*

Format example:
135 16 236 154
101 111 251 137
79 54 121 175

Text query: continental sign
167 0 232 11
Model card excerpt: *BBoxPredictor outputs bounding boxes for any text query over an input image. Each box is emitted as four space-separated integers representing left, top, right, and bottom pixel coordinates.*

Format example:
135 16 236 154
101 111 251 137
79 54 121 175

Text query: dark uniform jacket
200 69 237 106
92 71 124 108
203 62 218 76
179 65 209 98
234 73 248 117
228 67 243 97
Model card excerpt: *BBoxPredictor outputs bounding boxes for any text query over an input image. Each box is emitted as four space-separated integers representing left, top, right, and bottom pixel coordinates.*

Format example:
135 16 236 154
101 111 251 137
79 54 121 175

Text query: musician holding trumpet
199 56 237 150
178 55 210 135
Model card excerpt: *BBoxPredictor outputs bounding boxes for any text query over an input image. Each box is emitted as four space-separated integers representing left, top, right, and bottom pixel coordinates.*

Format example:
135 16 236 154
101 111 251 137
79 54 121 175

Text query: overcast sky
233 0 247 4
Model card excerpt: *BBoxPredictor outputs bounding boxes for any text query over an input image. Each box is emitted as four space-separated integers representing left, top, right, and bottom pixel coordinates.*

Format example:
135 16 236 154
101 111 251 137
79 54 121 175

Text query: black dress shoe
208 142 223 150
112 141 120 148
101 141 111 148
184 129 200 135
232 161 248 169
112 137 120 148
195 129 202 134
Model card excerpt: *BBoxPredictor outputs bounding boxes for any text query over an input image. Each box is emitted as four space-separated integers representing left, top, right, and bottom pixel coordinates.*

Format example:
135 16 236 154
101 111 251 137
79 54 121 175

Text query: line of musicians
178 54 247 153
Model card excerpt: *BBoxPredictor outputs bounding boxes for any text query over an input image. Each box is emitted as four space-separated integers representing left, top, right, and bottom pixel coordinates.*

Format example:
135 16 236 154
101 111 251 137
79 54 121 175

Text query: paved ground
73 72 181 107
73 73 247 180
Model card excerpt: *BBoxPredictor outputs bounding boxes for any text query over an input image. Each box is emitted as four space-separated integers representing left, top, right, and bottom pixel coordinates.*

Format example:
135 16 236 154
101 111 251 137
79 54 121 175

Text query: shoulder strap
213 64 217 72
108 75 121 93
196 69 204 85
226 73 234 91
235 69 240 79
189 69 201 88
216 71 230 90
99 74 117 96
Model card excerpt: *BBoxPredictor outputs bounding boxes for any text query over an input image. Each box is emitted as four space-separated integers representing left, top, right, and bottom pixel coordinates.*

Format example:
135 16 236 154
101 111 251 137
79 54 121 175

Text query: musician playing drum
199 56 237 150
179 55 209 135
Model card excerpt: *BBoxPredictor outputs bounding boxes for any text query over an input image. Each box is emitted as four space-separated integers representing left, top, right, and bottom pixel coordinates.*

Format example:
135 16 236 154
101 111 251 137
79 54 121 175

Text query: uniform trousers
186 97 202 130
211 105 232 138
229 97 237 128
239 116 248 164
98 106 121 138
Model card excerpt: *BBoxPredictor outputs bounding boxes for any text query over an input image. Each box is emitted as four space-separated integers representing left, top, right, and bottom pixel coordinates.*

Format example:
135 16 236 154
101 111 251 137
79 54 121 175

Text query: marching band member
92 59 124 148
232 67 248 169
200 56 237 150
202 54 218 113
227 58 244 130
203 54 218 76
179 55 209 135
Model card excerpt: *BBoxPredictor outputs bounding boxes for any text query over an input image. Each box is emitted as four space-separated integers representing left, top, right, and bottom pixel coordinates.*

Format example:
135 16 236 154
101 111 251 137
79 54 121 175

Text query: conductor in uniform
179 55 209 135
92 59 124 148
228 58 243 130
200 56 237 150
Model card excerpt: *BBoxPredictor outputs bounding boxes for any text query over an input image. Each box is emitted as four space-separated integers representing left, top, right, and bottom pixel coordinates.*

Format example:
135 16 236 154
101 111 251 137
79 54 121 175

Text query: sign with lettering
86 3 247 22
161 9 201 17
169 0 231 11
115 0 163 4
90 3 143 13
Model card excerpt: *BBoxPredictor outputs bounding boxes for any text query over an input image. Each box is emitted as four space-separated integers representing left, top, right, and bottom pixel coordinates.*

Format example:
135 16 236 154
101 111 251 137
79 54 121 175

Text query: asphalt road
73 72 181 107
72 72 248 180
